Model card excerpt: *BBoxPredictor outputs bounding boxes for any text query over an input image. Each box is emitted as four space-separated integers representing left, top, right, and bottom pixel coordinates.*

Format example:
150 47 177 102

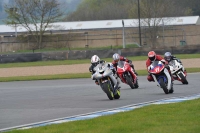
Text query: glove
165 64 169 69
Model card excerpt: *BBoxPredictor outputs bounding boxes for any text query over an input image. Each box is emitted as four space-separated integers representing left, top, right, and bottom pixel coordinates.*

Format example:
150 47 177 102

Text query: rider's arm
146 60 151 70
156 55 167 64
89 65 93 72
120 55 133 64
172 56 182 63
99 60 105 63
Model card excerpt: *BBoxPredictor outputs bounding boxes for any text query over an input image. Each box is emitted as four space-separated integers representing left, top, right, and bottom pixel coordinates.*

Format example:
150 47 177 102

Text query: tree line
4 0 200 50
65 0 200 21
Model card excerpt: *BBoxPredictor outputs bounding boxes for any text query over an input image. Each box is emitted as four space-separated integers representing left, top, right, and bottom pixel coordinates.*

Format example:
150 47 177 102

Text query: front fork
152 68 172 90
176 70 186 81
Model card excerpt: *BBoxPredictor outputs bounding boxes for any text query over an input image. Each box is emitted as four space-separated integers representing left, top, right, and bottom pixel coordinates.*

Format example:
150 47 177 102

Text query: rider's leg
147 74 154 82
116 77 121 89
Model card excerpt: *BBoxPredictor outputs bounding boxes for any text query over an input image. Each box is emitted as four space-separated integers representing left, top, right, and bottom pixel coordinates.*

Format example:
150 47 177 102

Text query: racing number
155 68 159 72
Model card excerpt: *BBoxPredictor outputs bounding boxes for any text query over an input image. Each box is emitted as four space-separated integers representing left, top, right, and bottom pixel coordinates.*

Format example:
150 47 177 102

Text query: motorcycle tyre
159 78 169 94
125 75 135 89
169 89 174 93
169 83 174 94
178 73 188 84
102 82 114 100
114 89 120 99
134 79 139 88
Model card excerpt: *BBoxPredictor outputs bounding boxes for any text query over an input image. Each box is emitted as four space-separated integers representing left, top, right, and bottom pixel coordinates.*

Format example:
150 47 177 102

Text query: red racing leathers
112 56 129 67
113 56 132 71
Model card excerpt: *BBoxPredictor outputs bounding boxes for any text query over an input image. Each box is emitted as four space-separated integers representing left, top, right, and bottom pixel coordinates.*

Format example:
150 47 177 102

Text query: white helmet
113 53 120 61
164 52 172 62
91 55 100 66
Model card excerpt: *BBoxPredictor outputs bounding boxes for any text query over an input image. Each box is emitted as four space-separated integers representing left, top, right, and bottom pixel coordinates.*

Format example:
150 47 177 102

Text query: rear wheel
159 78 169 94
125 75 135 89
102 82 114 100
178 73 188 84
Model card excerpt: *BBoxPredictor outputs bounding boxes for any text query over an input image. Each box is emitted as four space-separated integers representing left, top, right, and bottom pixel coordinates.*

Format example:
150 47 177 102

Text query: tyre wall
0 53 42 63
0 45 199 63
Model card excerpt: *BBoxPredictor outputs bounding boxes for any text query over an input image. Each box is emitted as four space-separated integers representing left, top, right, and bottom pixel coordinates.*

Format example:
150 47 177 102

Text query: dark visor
149 56 155 61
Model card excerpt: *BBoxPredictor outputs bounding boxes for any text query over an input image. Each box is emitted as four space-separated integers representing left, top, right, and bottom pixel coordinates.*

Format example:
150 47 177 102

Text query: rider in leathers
164 52 182 64
146 51 173 82
112 53 138 75
164 52 187 80
89 55 120 88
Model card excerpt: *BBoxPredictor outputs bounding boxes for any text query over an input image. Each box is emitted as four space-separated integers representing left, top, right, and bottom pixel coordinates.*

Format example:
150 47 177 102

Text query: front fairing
117 61 136 83
169 60 183 74
148 61 165 75
93 63 112 79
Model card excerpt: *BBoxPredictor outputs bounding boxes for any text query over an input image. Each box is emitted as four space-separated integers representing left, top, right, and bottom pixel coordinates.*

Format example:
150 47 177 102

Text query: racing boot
116 77 121 90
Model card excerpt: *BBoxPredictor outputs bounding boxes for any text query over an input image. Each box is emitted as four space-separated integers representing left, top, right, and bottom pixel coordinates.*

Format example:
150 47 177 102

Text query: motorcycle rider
89 55 120 88
164 51 187 80
89 55 105 85
164 52 182 64
112 53 138 75
146 51 173 83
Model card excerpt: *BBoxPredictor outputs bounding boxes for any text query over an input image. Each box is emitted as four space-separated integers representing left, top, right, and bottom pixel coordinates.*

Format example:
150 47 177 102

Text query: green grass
0 68 199 82
0 54 200 68
0 60 91 68
6 98 200 133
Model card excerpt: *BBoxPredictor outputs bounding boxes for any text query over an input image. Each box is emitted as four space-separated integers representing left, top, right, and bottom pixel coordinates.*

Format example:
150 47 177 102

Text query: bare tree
129 0 192 47
4 0 63 49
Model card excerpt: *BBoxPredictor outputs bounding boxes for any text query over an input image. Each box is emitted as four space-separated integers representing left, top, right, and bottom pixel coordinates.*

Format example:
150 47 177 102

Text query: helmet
148 51 156 61
164 52 172 62
91 55 100 66
113 53 120 62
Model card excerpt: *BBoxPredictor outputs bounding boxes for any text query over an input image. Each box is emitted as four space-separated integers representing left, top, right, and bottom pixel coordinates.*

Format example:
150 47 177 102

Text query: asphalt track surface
0 73 200 130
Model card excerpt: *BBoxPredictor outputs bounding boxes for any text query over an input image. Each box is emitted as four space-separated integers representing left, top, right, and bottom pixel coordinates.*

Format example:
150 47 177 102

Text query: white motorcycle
168 60 188 84
92 62 120 100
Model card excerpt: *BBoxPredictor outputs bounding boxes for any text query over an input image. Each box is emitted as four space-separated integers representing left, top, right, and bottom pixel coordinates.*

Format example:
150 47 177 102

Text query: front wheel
159 78 169 94
134 79 139 88
178 73 188 84
114 89 120 99
125 74 135 89
102 82 114 100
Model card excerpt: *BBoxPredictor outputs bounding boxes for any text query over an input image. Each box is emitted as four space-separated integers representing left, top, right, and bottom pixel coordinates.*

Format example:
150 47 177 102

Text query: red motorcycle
116 61 139 89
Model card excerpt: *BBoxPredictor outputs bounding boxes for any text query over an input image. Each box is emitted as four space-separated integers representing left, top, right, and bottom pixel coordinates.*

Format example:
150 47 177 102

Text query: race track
0 73 200 130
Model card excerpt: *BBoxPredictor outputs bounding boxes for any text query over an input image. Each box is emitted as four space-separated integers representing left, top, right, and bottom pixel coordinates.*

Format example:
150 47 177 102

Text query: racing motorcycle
92 62 120 100
168 60 188 84
117 61 139 89
148 61 173 94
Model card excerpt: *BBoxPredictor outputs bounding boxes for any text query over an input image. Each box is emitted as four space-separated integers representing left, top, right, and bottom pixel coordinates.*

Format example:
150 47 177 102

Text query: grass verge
0 68 199 82
7 98 200 133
